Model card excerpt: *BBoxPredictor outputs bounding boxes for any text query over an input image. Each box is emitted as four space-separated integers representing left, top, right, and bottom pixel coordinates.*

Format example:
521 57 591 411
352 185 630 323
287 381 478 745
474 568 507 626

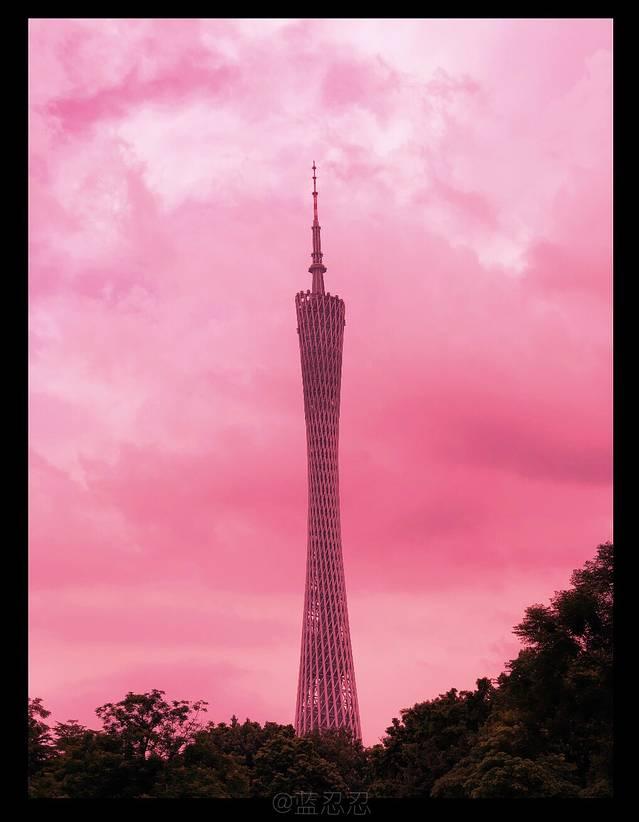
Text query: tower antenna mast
309 161 327 294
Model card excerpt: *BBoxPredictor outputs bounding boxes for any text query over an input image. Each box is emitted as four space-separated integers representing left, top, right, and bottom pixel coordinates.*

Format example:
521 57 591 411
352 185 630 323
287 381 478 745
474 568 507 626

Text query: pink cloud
29 19 612 745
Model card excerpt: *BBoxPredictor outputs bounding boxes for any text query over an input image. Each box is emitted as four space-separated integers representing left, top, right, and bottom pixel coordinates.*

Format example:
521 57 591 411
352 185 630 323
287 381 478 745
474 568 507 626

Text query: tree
432 751 580 798
153 731 250 798
95 689 208 761
30 691 210 798
30 720 163 799
203 717 295 769
305 728 369 792
432 543 613 798
501 542 613 796
368 678 495 797
430 711 581 798
28 697 53 778
252 733 348 797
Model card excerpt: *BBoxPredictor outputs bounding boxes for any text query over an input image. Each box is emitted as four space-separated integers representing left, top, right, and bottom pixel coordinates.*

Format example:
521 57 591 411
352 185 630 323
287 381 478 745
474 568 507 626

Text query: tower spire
309 161 327 294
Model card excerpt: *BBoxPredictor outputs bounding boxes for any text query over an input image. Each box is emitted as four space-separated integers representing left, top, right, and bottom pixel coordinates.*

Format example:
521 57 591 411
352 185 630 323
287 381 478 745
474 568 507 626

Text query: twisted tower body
294 164 361 739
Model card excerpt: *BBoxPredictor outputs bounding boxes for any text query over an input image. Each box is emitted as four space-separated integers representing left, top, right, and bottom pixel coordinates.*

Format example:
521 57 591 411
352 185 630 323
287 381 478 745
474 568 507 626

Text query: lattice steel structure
294 163 361 740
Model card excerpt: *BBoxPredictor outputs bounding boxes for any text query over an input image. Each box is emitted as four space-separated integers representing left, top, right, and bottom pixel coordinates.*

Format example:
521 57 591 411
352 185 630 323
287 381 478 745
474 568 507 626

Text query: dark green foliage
501 542 613 795
304 727 369 792
252 733 348 797
28 690 210 798
153 735 250 798
429 542 613 798
28 543 613 799
31 722 163 799
201 716 295 769
249 726 369 797
367 677 495 796
95 689 209 761
28 698 53 778
429 710 582 797
432 751 580 798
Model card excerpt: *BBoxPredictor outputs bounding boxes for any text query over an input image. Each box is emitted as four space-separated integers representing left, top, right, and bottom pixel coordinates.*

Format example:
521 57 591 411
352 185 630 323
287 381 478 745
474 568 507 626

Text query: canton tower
294 163 361 740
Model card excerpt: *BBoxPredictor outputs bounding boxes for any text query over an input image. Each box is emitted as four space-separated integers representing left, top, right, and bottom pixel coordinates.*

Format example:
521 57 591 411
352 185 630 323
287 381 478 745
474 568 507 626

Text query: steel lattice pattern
294 289 362 740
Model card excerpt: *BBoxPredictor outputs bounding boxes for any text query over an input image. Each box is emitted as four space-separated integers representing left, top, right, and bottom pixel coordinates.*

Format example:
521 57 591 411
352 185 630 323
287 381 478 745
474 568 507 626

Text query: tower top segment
312 161 319 221
309 161 327 294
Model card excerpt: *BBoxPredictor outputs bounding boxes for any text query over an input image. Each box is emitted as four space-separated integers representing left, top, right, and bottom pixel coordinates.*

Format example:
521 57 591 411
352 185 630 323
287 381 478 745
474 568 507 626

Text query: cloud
29 19 612 744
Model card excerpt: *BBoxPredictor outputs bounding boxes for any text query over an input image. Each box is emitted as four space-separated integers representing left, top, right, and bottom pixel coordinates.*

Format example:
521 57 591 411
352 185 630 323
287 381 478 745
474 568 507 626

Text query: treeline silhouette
28 543 612 799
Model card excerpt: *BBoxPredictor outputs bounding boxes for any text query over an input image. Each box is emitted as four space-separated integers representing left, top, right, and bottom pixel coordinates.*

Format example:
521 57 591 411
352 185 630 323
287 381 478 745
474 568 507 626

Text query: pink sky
28 18 612 745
